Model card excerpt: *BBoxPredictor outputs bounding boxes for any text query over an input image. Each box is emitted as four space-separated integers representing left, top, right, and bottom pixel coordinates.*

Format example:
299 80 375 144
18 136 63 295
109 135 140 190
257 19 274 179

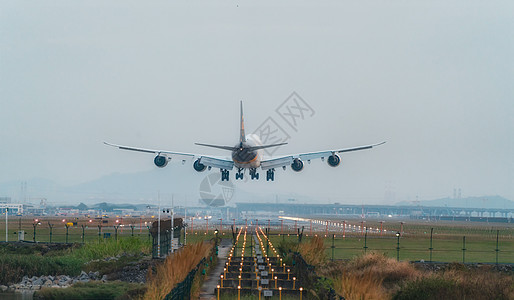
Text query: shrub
393 270 514 300
392 276 456 300
299 236 327 266
68 237 151 261
344 252 420 285
0 255 83 285
333 271 389 300
142 242 212 300
35 281 144 300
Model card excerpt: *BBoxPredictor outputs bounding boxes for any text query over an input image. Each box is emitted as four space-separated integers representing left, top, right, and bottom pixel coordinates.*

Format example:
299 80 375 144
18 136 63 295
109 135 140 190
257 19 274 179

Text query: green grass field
1 217 512 263
267 222 514 263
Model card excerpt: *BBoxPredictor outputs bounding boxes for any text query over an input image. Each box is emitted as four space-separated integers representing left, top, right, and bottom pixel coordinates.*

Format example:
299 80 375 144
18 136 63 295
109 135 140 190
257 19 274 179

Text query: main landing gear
220 169 230 181
266 168 275 181
221 168 263 181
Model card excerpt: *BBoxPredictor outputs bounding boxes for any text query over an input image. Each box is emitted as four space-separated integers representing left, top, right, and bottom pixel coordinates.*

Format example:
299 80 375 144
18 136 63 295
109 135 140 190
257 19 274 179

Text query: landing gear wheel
266 169 275 181
220 169 230 181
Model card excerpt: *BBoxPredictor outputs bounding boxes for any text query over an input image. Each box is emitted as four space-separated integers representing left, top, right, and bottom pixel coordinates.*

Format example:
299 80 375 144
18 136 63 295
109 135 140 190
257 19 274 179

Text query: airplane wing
260 141 386 170
104 142 234 170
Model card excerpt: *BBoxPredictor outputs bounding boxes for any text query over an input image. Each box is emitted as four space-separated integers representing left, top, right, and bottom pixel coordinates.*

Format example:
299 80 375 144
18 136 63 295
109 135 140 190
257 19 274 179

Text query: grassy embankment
295 236 514 300
0 237 150 285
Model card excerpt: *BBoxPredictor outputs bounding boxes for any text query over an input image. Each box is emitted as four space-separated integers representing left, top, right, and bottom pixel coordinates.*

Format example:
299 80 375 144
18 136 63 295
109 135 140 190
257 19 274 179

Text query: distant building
0 197 11 204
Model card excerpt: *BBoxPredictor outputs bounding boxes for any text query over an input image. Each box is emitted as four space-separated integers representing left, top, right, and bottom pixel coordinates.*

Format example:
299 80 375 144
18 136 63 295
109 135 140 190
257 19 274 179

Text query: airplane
105 102 385 181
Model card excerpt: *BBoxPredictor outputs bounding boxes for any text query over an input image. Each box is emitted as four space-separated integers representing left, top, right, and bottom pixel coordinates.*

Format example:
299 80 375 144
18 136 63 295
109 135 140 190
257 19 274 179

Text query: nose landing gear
235 168 244 180
250 168 259 180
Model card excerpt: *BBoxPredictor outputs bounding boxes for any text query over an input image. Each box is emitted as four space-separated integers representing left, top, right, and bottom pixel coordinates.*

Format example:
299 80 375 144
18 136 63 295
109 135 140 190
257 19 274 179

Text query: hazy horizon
1 1 512 205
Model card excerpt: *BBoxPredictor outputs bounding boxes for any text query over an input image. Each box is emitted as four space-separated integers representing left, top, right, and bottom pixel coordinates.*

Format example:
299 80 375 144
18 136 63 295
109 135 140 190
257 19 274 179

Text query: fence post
48 223 53 243
65 224 69 243
331 234 335 261
81 225 85 243
114 225 119 241
364 229 368 254
495 230 499 265
429 228 433 262
462 236 466 263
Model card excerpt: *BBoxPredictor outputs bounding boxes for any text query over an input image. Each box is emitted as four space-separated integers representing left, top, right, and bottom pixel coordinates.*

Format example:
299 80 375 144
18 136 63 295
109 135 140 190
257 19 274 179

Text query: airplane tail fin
240 101 246 145
194 102 288 152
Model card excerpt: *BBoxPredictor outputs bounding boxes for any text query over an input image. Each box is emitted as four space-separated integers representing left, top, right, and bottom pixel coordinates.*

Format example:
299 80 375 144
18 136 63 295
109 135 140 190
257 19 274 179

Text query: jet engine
154 155 170 168
327 154 341 167
193 159 207 172
291 158 304 172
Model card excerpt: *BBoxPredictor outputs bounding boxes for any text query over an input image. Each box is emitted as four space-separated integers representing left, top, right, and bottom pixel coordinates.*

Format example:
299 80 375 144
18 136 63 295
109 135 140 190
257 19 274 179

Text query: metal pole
184 208 187 246
429 228 433 262
5 208 8 242
396 232 400 261
49 223 53 243
82 225 85 243
66 225 69 243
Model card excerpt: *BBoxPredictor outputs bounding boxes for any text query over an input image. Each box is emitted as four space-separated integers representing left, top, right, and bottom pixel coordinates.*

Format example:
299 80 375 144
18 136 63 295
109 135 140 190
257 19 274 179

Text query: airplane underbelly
232 149 261 168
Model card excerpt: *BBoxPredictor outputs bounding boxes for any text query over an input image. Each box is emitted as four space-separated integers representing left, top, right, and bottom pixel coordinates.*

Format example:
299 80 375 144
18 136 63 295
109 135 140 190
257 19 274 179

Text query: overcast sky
1 1 512 204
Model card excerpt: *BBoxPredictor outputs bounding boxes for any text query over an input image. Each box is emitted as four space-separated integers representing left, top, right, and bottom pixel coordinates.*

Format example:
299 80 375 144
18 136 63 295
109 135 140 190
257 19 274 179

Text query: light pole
396 232 401 261
33 219 41 242
158 198 161 258
171 195 174 254
114 219 120 241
